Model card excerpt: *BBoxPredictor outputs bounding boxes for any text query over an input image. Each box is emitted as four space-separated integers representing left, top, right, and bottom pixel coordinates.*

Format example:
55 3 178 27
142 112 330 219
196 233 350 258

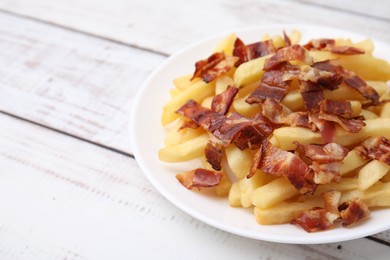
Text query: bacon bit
246 83 288 103
292 191 341 232
312 161 342 184
292 207 334 232
247 145 262 179
260 139 317 194
283 31 292 47
309 114 336 143
233 38 275 67
304 39 365 55
319 99 353 118
176 168 223 189
261 98 316 130
192 52 238 83
264 45 313 71
339 199 370 227
318 113 365 133
294 142 348 164
313 60 380 105
211 86 239 114
355 136 390 165
205 142 223 171
300 89 324 112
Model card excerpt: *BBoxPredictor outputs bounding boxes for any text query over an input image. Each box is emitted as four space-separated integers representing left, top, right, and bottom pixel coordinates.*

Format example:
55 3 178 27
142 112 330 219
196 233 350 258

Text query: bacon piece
176 168 223 189
283 31 291 47
318 113 365 133
176 99 225 132
312 161 343 184
291 207 333 232
355 136 390 165
233 38 275 66
304 39 365 55
192 52 238 83
339 199 370 227
261 98 316 130
294 142 348 164
213 113 273 149
313 60 380 105
319 99 353 118
264 45 313 71
205 142 223 171
292 191 341 232
247 145 262 179
246 83 288 103
309 114 336 143
211 86 239 114
259 139 316 194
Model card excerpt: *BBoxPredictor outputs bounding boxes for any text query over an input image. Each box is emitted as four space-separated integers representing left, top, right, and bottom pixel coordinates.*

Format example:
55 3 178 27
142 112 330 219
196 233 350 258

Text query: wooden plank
298 0 390 21
0 12 165 154
0 113 390 259
0 0 389 55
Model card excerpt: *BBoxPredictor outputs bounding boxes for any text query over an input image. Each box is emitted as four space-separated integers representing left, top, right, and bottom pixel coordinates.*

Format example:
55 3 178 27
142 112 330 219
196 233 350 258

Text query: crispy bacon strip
313 60 380 105
294 142 348 164
292 191 341 232
205 142 223 171
233 38 275 66
339 199 370 227
319 99 353 118
304 39 365 55
283 31 291 47
355 136 390 165
211 86 239 114
312 161 343 184
264 44 313 71
192 52 238 83
318 113 365 133
309 114 336 143
246 83 288 103
259 139 316 194
176 168 222 189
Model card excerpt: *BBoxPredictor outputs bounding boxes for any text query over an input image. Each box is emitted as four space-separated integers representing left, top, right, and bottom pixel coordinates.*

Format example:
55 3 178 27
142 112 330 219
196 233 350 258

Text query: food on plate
158 30 390 232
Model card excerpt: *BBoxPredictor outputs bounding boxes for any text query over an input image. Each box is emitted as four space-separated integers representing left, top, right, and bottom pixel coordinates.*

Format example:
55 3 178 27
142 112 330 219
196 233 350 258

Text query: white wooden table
1 0 390 259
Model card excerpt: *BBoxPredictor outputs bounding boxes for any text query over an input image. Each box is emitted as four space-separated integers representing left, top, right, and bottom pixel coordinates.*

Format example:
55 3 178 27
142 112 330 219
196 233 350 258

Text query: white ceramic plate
130 24 390 244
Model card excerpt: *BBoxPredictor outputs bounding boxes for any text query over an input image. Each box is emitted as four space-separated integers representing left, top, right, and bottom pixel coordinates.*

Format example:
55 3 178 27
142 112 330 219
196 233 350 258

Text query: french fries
159 30 390 231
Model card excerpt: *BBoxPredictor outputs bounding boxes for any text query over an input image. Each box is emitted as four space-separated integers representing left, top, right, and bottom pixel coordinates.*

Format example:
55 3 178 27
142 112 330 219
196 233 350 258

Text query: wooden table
1 0 389 259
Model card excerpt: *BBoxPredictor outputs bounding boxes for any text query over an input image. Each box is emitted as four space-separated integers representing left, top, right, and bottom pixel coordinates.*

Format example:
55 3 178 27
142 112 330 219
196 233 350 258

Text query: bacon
261 98 316 130
211 86 239 114
304 39 365 55
355 136 390 165
205 142 223 171
247 145 262 179
264 45 313 71
192 52 238 83
283 31 292 47
300 85 324 112
233 38 275 67
259 139 316 194
292 191 341 232
176 100 226 132
213 113 274 149
294 142 348 164
313 60 380 105
246 83 288 103
176 168 223 189
312 161 343 184
319 99 353 118
318 113 365 133
339 199 370 227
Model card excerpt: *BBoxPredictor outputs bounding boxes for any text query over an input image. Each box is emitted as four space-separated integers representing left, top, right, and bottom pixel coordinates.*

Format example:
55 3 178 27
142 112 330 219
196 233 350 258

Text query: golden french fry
341 182 390 207
215 33 236 56
239 171 265 208
254 198 322 225
158 134 209 162
215 75 235 94
340 150 368 175
360 109 379 119
214 174 232 197
162 80 215 125
251 177 298 209
173 74 193 90
164 119 205 147
358 160 390 190
228 182 242 207
380 103 390 118
232 95 260 117
281 90 304 111
225 145 253 179
273 118 390 150
234 55 271 87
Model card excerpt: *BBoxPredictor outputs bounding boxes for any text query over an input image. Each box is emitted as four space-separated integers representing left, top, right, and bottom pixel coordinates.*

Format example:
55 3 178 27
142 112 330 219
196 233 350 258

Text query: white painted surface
0 0 390 258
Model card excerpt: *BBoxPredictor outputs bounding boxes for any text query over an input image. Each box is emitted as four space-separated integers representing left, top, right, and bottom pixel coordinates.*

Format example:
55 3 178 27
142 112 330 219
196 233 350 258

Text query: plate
130 24 390 244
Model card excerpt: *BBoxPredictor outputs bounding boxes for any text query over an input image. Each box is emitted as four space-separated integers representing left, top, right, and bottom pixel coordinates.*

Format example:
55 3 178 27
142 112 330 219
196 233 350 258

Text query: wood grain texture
298 0 390 20
0 0 389 55
0 12 165 154
0 113 390 259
